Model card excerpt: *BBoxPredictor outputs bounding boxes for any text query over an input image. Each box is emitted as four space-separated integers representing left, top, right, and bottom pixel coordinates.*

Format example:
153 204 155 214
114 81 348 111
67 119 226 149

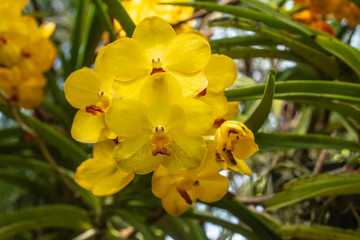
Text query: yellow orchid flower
152 141 229 216
105 72 214 175
200 54 238 120
123 0 193 25
98 16 211 98
0 66 46 109
214 121 259 176
75 140 135 196
0 13 55 73
64 48 116 143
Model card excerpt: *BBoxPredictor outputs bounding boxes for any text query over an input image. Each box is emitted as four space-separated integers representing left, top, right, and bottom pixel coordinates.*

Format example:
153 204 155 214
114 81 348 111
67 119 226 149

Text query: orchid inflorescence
0 0 55 109
65 16 259 216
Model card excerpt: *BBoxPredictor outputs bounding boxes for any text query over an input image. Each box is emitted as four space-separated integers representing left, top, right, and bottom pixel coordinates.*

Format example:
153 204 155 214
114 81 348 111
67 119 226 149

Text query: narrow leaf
244 69 276 132
265 174 360 210
0 205 92 239
279 225 360 240
102 0 136 37
255 132 360 151
211 197 283 240
315 34 360 78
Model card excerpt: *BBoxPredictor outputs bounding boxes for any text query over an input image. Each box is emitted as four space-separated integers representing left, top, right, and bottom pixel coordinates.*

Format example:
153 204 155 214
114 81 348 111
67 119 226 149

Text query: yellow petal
200 90 228 119
92 170 135 196
114 136 162 174
105 100 153 138
161 185 192 216
132 16 176 60
203 54 237 92
39 22 55 38
169 70 208 97
192 173 229 203
164 32 211 73
166 98 214 136
64 68 111 109
163 134 206 170
99 38 150 81
112 73 148 99
71 110 111 143
75 158 117 191
152 165 178 198
93 140 115 159
139 72 183 121
229 159 253 177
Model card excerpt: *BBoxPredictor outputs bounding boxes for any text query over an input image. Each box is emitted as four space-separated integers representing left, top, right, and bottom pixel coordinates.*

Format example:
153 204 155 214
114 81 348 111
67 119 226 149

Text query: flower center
150 125 171 156
150 58 165 75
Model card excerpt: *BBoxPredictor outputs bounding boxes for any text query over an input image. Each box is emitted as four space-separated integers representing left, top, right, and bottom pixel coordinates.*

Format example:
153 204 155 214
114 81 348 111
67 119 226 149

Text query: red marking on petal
151 147 171 156
196 88 207 98
213 118 226 128
0 37 7 44
21 51 31 58
86 105 105 116
150 67 165 75
177 188 192 205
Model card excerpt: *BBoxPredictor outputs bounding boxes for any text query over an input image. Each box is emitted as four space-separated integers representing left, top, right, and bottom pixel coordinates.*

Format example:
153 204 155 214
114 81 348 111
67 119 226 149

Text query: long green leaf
244 69 276 132
0 171 57 202
211 197 283 240
92 0 116 42
315 35 360 78
109 209 158 240
68 0 90 76
210 36 276 49
255 132 360 151
103 0 136 37
265 174 360 210
21 114 88 164
212 20 340 78
0 205 92 239
225 81 360 104
278 225 360 240
165 1 312 36
184 211 256 239
0 155 100 209
215 47 305 62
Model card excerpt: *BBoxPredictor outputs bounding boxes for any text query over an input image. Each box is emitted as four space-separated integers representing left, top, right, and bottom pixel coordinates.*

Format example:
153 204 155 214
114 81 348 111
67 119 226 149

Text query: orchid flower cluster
0 0 55 109
294 0 360 27
65 16 259 216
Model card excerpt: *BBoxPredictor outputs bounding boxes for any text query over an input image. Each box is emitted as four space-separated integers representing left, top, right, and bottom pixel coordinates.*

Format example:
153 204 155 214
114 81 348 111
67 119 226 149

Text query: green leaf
225 80 360 104
0 171 57 202
75 6 105 69
165 1 312 36
68 0 91 76
215 47 305 63
265 174 360 210
92 0 117 42
102 0 136 37
255 132 360 151
21 114 88 164
244 69 276 132
210 36 276 49
107 209 158 240
315 34 360 78
211 20 340 78
0 205 92 239
184 211 256 239
211 197 282 240
279 225 360 240
0 154 100 209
